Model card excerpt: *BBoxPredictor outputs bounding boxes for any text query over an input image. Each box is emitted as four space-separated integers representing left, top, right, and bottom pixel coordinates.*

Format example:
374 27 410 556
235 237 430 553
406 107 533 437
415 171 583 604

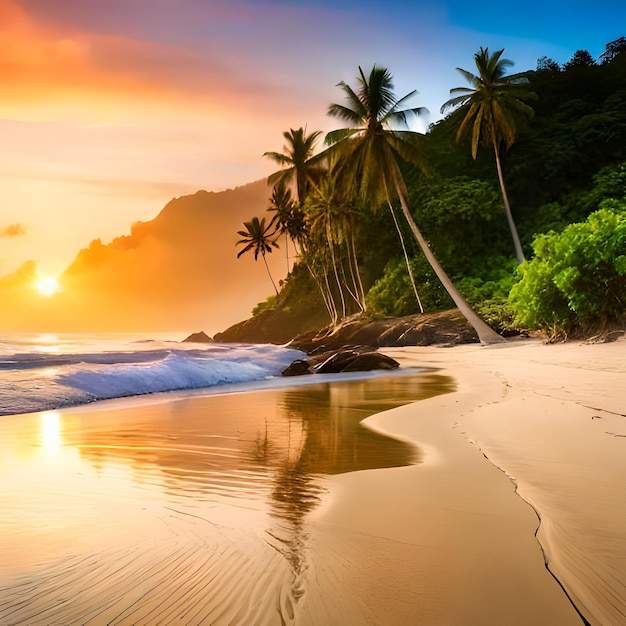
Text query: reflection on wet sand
0 371 453 625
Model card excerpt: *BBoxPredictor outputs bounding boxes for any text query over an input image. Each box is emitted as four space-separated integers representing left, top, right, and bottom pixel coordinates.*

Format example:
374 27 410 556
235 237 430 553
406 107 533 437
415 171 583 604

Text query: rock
282 359 314 376
282 346 400 377
314 350 361 373
289 310 481 352
182 331 213 343
340 352 399 372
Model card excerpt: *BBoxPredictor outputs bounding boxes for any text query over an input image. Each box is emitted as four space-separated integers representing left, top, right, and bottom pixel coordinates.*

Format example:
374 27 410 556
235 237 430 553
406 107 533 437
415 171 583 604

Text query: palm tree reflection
255 374 453 608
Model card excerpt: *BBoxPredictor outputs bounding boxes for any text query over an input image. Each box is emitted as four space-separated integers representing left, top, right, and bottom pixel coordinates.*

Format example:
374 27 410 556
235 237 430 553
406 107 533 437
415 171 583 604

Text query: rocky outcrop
215 309 481 349
289 310 480 353
182 331 213 343
213 307 329 345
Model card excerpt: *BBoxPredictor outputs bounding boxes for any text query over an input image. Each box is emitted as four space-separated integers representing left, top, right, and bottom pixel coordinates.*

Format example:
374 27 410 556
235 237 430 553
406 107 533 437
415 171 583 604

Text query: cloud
1 224 27 238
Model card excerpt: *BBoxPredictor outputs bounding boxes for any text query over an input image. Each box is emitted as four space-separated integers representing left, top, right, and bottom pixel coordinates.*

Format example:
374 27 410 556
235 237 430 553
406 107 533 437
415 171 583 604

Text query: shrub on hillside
509 202 626 336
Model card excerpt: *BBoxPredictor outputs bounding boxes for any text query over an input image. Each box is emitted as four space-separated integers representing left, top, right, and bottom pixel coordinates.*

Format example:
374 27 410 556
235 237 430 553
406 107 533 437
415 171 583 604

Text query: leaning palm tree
236 216 280 295
263 127 324 203
441 47 536 264
327 65 504 344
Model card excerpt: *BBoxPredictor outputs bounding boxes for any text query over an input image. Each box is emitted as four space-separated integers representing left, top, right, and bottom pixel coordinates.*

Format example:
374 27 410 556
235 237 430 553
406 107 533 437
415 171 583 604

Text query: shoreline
328 337 623 625
2 337 623 624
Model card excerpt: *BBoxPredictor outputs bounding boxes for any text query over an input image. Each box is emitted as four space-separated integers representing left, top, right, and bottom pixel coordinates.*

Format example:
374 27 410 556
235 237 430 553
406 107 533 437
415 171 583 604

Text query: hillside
0 180 286 334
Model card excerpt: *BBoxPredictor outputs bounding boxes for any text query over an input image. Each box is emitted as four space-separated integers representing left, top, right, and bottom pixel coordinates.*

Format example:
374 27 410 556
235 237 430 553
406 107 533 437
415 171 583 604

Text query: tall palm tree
441 47 536 264
327 65 504 344
263 127 324 203
236 216 280 295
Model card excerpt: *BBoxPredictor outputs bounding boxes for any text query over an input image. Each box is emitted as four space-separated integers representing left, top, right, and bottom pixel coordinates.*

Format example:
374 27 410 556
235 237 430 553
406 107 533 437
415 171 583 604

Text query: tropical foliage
237 37 626 340
236 216 280 294
510 203 626 336
441 47 536 264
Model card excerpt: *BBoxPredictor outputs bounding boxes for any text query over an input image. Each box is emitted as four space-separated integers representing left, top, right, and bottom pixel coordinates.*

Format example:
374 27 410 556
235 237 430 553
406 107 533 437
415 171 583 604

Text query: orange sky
1 0 621 331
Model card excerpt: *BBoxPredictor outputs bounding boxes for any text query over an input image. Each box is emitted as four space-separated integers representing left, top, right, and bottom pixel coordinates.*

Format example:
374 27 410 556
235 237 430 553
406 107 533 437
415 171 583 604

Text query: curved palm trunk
261 251 279 295
392 171 505 345
388 201 424 314
493 141 525 264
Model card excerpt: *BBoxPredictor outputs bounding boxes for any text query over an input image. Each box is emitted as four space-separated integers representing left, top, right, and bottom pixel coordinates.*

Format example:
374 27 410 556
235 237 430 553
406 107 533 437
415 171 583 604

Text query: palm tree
327 65 504 344
306 175 367 317
236 216 280 294
267 182 298 273
263 127 324 203
441 47 536 264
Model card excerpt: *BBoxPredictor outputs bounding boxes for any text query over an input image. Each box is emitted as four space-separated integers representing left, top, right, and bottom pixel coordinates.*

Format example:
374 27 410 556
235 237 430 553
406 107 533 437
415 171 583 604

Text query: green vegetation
510 203 626 337
441 47 536 264
237 39 626 341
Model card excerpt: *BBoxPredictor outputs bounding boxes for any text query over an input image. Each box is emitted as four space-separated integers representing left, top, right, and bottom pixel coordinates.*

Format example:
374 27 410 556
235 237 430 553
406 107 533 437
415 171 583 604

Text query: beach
1 336 624 625
331 337 624 626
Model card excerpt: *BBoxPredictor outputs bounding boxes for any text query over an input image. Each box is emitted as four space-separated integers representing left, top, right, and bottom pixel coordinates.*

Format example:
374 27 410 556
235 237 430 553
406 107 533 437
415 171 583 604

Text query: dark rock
288 310 481 352
282 359 314 376
314 350 361 373
282 347 401 377
182 331 213 343
340 352 399 372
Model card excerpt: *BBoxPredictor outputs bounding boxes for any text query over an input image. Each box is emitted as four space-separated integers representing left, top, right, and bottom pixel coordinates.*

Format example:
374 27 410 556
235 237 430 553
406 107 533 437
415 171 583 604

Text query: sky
1 0 624 282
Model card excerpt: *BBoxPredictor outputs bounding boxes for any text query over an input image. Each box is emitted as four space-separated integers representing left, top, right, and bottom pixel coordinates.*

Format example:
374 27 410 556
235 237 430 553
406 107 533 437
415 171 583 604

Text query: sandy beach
308 337 624 626
1 336 624 625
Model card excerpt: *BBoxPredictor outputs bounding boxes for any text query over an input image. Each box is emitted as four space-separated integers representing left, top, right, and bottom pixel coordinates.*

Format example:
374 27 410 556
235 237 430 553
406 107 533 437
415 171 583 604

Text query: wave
0 338 305 416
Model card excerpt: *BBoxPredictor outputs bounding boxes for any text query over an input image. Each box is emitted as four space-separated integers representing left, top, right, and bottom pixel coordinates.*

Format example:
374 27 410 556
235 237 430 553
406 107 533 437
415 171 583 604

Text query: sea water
0 332 306 416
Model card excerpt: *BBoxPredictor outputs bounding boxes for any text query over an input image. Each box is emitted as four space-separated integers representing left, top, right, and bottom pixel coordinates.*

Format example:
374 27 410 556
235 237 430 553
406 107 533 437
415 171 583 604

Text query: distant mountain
0 180 288 334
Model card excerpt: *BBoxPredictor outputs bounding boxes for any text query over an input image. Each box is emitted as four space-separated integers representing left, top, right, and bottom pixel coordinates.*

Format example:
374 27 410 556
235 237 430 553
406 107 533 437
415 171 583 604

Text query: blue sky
1 0 624 277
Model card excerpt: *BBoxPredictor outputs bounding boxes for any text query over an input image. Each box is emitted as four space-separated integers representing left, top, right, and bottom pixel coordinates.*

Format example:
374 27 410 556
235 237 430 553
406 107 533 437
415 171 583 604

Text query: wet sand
1 337 624 624
0 371 447 625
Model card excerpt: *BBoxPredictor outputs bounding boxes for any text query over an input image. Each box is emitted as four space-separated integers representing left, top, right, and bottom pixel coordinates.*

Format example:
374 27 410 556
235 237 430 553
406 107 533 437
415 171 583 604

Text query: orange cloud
0 224 27 238
0 0 304 125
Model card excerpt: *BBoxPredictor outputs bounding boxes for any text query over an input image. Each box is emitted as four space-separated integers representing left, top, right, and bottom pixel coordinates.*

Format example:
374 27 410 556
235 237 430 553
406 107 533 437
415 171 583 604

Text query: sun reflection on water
40 411 62 454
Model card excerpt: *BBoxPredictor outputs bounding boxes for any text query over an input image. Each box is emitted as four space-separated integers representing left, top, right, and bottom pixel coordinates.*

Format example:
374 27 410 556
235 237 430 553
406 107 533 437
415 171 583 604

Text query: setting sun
36 276 60 297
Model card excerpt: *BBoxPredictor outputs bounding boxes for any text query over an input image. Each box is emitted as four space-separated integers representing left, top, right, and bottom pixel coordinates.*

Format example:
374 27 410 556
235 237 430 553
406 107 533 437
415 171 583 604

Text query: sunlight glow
40 411 62 454
36 276 60 297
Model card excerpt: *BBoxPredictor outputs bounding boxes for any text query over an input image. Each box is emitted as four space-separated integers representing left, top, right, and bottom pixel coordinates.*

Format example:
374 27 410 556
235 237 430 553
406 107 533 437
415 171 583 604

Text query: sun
36 276 60 297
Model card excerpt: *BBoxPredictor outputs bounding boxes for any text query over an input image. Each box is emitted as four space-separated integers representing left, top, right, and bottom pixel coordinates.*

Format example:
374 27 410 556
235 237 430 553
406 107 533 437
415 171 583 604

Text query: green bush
365 257 453 317
509 202 626 335
252 294 277 316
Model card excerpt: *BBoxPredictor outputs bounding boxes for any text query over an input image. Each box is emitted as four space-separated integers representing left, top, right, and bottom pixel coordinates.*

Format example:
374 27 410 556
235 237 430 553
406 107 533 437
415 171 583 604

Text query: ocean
0 332 306 416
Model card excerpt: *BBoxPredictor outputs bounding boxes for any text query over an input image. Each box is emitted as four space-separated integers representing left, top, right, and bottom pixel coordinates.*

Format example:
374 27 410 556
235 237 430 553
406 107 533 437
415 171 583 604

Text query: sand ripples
0 372 452 624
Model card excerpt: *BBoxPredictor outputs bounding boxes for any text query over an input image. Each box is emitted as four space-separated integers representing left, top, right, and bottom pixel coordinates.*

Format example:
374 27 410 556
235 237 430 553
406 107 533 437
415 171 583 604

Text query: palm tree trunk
349 232 367 310
346 234 366 311
261 251 279 295
321 259 339 325
392 170 505 345
388 201 424 314
326 226 347 320
305 259 336 323
493 141 525 264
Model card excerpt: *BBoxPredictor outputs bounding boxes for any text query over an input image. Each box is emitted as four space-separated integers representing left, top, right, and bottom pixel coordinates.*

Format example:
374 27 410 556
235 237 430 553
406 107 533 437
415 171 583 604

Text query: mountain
0 180 287 334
